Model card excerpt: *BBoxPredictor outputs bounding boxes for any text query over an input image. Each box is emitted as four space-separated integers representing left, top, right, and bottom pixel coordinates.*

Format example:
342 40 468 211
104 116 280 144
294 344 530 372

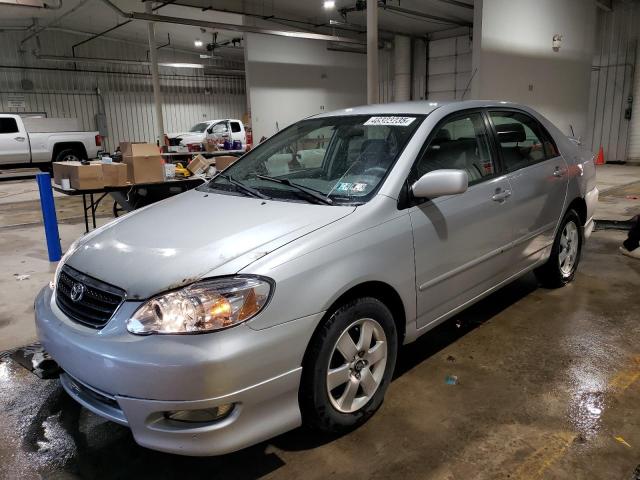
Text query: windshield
204 114 424 205
189 122 210 133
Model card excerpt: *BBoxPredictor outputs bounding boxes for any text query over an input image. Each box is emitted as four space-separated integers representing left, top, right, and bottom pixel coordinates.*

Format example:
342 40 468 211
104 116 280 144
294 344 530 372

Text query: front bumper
35 287 323 456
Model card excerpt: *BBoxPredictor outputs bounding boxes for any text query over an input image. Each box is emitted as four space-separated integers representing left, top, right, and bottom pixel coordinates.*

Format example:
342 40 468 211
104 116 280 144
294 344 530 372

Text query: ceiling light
323 0 335 9
159 63 204 69
194 39 203 47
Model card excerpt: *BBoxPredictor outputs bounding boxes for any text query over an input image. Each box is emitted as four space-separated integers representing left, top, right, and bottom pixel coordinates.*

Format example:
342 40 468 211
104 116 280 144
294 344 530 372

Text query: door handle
553 166 566 177
14 136 26 142
492 189 512 202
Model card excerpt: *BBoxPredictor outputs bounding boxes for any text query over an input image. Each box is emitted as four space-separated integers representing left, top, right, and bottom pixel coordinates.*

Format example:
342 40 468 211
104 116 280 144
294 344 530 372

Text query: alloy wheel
326 318 388 414
559 220 579 277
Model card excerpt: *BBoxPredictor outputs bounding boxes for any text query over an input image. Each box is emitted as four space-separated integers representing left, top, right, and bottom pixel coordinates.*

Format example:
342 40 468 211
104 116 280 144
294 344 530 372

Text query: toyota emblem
70 282 85 302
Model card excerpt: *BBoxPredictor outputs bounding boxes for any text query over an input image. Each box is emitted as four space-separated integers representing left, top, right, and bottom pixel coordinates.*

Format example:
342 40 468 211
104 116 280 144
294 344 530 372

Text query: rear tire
300 297 397 433
534 209 582 288
54 149 82 163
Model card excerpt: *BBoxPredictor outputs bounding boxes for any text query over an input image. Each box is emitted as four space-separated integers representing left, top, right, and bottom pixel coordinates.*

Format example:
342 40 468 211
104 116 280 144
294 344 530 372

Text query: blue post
36 173 62 262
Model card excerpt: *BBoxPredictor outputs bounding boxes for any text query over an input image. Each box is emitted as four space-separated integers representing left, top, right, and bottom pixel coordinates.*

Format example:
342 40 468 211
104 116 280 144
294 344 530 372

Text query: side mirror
411 169 468 199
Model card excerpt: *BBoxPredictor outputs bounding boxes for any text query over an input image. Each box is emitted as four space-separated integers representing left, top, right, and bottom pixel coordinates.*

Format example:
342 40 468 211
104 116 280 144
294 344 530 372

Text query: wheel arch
565 197 587 226
51 142 88 162
303 281 407 368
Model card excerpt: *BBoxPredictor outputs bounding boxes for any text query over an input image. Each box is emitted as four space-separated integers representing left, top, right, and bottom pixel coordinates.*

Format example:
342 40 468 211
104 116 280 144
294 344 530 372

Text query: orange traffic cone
595 146 605 165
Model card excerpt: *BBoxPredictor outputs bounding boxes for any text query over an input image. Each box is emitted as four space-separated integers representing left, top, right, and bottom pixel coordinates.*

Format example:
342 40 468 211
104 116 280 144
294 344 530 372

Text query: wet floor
1 229 640 480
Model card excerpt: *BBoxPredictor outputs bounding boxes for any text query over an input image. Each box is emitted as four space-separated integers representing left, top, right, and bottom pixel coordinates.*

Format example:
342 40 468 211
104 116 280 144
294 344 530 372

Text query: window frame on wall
486 108 560 174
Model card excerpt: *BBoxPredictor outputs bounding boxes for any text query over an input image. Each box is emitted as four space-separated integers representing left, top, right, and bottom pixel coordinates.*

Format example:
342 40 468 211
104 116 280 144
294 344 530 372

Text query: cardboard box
52 161 73 186
118 141 146 156
101 162 129 186
53 161 104 189
121 143 164 184
187 154 215 175
62 161 105 190
215 155 239 171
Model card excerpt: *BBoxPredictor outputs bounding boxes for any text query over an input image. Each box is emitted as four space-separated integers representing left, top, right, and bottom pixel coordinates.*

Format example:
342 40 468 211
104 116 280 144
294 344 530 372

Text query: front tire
300 297 398 433
535 209 582 288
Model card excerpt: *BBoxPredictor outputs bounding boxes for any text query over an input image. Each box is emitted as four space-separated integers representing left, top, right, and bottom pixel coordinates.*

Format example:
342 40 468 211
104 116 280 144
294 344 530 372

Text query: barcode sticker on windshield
364 116 416 126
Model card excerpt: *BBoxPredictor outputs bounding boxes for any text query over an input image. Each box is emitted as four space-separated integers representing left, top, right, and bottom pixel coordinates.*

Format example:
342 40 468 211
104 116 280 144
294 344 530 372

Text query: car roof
314 100 534 118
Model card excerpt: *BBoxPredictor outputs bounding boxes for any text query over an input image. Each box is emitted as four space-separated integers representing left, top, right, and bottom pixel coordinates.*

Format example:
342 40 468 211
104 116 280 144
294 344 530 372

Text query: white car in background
0 114 101 169
168 119 246 152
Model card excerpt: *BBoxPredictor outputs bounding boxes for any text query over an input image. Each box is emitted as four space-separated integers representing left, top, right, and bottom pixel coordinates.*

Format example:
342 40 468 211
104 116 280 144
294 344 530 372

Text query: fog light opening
164 404 234 424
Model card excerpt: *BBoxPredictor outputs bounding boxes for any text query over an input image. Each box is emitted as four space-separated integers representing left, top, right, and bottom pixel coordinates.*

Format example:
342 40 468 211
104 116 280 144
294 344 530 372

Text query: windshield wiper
216 174 270 199
256 175 333 205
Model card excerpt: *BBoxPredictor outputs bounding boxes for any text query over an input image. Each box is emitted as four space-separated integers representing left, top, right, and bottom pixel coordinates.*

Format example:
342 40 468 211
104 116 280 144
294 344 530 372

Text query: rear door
487 109 568 271
0 115 30 164
408 110 515 330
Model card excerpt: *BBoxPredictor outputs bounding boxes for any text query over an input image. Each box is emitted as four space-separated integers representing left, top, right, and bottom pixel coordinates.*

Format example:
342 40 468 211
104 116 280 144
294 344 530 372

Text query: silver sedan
35 100 598 455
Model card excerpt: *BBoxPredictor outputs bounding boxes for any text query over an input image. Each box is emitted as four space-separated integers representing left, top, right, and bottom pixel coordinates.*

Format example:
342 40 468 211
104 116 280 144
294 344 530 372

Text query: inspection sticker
364 116 416 126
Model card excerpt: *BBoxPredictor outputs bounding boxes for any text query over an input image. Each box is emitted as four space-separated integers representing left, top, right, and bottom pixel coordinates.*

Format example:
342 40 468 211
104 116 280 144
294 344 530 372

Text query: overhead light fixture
194 39 203 47
159 62 204 69
323 0 335 9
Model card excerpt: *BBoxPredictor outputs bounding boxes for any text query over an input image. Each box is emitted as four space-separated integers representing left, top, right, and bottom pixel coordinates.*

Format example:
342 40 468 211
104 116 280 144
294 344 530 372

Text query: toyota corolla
35 100 598 456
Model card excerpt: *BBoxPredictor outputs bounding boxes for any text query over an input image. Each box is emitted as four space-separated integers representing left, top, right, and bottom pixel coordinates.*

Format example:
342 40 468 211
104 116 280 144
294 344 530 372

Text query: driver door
408 111 514 329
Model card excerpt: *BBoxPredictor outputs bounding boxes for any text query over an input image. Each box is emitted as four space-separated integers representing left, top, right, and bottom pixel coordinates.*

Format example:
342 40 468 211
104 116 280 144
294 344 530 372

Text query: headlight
51 239 81 290
126 276 272 335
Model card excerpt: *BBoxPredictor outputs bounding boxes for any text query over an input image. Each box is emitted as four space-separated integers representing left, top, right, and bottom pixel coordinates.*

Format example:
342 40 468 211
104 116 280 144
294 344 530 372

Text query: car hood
168 132 205 145
66 190 355 299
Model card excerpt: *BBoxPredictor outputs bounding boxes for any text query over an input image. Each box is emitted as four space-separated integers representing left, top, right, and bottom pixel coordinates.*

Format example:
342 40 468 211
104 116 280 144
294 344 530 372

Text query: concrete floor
1 229 639 479
1 165 640 479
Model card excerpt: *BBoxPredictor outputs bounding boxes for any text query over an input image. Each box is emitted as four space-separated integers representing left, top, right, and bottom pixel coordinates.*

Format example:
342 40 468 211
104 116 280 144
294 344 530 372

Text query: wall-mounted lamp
194 39 203 47
552 34 563 52
323 0 336 9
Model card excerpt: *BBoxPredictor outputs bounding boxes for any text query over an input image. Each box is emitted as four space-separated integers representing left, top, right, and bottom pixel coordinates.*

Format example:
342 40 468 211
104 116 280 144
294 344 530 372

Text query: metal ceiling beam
596 0 612 11
129 12 364 44
96 0 363 44
35 53 245 75
71 2 175 54
382 5 472 27
20 0 92 44
431 0 473 9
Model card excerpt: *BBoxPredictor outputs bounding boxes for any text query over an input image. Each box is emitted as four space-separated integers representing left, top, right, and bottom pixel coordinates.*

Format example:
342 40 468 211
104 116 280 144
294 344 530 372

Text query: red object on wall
595 146 605 165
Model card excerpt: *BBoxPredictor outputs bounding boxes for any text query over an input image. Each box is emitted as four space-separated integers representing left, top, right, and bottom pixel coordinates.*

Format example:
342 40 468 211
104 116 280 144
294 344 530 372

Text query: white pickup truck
0 114 101 170
167 118 246 152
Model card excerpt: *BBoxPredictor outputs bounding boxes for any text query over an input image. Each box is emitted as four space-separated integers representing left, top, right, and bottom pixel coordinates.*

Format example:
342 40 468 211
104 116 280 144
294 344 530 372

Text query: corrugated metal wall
0 30 246 152
426 34 473 101
586 0 640 161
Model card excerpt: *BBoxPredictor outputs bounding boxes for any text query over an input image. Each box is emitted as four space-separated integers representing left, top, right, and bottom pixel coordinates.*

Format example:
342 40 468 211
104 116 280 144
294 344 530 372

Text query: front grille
56 265 125 329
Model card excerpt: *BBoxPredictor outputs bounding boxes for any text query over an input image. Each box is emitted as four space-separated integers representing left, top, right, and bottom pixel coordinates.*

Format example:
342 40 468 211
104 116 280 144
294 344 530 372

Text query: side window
230 121 241 133
0 118 19 134
490 111 558 172
410 113 494 185
211 123 229 135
